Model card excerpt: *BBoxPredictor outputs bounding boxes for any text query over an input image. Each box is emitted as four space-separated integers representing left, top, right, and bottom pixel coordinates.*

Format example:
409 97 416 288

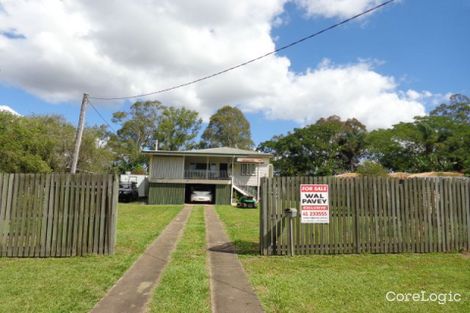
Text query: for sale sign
300 184 329 223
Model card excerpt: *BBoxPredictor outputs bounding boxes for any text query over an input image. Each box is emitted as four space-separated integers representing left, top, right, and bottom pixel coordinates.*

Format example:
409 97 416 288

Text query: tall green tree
366 95 470 174
0 112 114 173
0 112 51 172
430 94 470 124
258 116 367 176
110 101 164 173
200 105 254 149
155 106 202 151
112 101 163 150
110 101 203 171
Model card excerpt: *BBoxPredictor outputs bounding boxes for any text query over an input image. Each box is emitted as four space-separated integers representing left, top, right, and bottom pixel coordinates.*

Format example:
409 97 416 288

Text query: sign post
300 184 329 224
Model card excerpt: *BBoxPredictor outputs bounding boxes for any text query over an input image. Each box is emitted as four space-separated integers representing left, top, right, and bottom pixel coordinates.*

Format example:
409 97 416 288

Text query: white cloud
404 90 451 107
0 105 21 116
294 0 389 19
244 60 425 129
0 0 429 130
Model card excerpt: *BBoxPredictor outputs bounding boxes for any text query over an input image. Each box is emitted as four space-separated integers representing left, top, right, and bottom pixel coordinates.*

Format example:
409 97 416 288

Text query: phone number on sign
302 211 328 216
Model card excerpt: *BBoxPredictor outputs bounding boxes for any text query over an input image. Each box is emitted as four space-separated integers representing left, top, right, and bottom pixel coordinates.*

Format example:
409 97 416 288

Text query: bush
356 161 388 176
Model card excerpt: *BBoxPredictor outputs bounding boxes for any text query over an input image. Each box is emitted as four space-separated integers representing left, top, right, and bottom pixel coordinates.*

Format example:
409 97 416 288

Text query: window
240 163 256 176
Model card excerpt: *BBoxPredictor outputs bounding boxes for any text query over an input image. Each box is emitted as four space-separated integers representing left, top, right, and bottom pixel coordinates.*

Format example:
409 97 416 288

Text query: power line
89 0 395 101
89 100 116 132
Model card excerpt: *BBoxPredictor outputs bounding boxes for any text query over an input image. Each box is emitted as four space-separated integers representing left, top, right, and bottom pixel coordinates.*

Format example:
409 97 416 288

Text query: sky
0 0 469 145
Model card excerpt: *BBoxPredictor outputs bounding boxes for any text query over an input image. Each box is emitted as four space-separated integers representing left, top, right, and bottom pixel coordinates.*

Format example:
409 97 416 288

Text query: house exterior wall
148 183 185 204
150 156 184 179
233 161 270 186
215 184 231 205
149 155 271 186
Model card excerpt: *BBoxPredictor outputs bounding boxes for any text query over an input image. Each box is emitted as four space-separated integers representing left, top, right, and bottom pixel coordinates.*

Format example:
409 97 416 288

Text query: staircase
232 182 257 200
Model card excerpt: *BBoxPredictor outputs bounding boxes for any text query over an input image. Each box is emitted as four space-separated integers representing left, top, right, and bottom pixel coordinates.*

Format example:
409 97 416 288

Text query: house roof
142 146 272 158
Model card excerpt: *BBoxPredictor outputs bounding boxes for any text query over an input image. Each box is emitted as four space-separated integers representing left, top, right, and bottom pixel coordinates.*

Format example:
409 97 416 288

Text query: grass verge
215 205 470 313
0 203 182 313
150 206 210 313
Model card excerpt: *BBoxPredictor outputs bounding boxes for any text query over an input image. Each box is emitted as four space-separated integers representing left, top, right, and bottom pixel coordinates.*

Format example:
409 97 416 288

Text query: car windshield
193 191 210 195
119 183 133 189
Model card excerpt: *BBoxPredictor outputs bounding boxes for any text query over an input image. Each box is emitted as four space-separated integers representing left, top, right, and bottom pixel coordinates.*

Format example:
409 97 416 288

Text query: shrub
356 161 388 176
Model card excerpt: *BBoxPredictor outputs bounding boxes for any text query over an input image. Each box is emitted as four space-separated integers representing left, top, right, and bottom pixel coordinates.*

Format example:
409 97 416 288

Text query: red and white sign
300 184 329 223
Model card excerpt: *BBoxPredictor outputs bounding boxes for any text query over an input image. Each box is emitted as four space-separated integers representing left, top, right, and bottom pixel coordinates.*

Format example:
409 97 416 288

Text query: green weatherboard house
144 147 273 205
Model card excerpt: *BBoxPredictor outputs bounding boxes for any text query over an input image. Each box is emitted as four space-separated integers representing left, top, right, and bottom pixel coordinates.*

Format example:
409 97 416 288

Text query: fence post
109 174 119 255
259 177 268 255
354 179 360 254
288 214 295 256
466 179 470 251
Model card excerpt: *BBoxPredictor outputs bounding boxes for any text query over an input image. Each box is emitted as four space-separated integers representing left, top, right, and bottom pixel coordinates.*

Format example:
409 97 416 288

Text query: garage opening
185 184 216 204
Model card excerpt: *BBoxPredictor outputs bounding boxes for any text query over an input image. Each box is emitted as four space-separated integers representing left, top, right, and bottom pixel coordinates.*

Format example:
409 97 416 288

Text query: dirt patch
388 172 410 179
335 173 360 178
335 171 465 179
408 172 464 178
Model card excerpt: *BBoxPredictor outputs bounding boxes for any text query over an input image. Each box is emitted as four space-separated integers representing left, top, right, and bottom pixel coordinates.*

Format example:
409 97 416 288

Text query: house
144 147 273 205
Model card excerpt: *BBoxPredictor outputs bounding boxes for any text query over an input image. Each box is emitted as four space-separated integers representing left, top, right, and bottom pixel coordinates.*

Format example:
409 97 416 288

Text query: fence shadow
208 240 259 256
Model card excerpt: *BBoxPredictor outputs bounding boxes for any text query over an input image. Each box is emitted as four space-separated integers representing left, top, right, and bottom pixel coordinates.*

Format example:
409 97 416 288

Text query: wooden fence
260 176 470 255
0 173 118 257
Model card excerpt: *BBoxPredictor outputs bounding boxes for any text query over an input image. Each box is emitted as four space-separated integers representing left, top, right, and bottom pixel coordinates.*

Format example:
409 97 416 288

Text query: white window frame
240 163 256 176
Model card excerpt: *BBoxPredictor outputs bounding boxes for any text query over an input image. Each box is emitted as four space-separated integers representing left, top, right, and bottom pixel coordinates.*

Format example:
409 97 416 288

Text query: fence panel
260 176 470 255
0 173 118 257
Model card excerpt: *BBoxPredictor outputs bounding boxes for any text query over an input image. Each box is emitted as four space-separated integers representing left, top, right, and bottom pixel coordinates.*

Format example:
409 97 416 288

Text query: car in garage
190 190 213 203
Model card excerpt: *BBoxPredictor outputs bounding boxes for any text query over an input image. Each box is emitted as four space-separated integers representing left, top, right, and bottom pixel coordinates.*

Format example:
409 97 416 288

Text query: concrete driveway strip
90 205 193 313
205 205 264 313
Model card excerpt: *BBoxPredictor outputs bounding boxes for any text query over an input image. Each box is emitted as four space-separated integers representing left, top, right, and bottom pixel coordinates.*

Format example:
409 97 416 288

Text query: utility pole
70 93 89 174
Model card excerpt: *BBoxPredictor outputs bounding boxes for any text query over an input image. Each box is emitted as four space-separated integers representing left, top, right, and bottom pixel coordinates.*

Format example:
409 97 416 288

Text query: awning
236 158 265 164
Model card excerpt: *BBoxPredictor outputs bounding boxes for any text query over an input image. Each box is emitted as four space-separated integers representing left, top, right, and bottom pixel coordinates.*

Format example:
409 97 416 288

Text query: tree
0 112 51 172
258 116 367 176
200 106 254 149
78 125 116 173
365 94 470 175
430 94 470 124
155 106 202 151
324 116 367 171
110 101 164 172
0 112 114 173
110 101 205 172
112 101 163 150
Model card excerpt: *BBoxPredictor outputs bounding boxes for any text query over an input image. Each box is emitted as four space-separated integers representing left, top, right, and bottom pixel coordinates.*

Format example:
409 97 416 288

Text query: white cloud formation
404 90 451 107
0 105 21 116
294 0 387 19
0 0 428 130
245 59 425 129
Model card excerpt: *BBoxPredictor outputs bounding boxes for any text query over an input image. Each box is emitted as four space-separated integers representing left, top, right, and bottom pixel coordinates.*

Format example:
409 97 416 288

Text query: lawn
215 205 470 313
0 203 182 313
150 206 211 313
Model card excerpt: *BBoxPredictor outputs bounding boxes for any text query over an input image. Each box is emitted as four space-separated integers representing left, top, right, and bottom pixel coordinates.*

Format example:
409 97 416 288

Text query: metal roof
142 146 272 157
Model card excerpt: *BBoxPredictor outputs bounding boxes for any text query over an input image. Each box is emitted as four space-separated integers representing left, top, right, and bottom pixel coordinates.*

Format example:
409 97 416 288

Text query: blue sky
1 0 469 145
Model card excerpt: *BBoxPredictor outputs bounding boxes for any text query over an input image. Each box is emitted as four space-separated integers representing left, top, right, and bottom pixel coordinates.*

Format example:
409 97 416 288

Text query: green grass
215 205 470 313
0 203 182 313
150 206 211 313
